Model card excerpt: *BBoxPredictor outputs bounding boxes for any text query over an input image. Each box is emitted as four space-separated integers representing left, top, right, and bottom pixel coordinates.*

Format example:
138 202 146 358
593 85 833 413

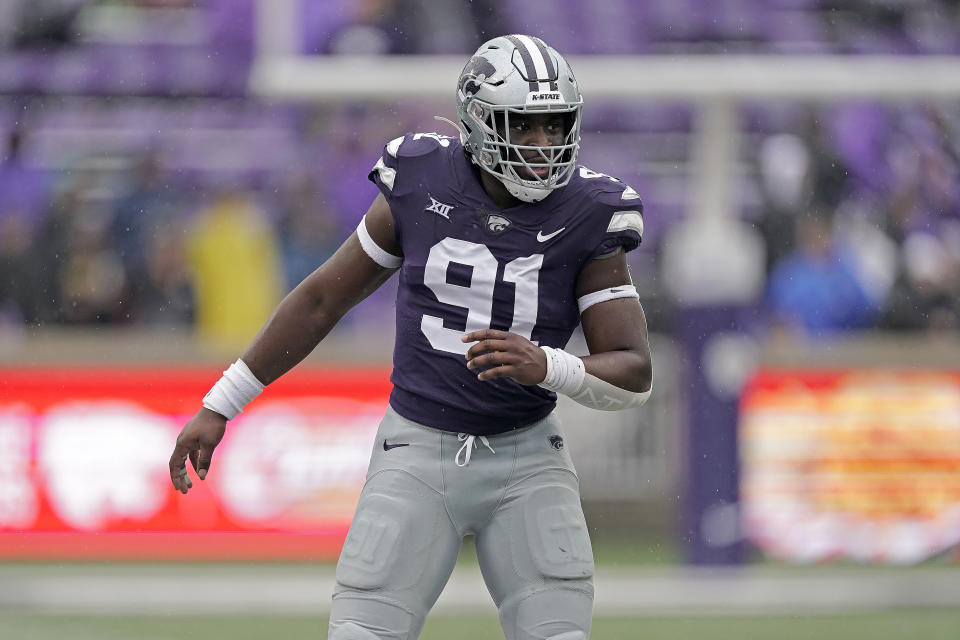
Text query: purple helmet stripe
531 37 559 92
505 35 540 92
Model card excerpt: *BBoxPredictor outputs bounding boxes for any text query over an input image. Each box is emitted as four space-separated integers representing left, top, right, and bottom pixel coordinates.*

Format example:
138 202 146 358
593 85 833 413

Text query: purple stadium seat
827 102 892 193
765 9 831 54
713 0 766 41
501 0 582 53
206 0 255 56
0 165 50 219
766 0 820 9
651 0 709 42
300 0 352 55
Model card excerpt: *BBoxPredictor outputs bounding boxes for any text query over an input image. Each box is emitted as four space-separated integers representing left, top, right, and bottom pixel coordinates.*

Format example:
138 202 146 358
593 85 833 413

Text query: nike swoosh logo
383 439 410 451
536 227 566 242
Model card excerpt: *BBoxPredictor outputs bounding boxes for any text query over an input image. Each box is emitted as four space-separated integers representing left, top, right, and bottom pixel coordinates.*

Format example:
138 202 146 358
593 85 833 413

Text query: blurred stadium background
1 0 960 638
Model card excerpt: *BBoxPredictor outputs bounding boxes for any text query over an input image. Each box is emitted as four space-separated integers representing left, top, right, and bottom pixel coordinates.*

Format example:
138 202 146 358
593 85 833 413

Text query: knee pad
327 621 382 640
329 595 416 639
501 586 593 640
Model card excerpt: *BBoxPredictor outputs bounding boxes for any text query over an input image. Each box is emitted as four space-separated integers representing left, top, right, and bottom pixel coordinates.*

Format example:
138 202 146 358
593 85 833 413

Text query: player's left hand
462 329 547 385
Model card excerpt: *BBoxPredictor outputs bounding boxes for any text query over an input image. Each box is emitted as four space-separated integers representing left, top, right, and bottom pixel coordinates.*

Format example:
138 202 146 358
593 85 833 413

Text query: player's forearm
539 346 652 411
581 349 652 393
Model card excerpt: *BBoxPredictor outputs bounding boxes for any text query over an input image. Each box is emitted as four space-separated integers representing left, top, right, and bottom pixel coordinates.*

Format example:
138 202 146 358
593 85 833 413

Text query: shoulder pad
577 166 645 251
372 132 458 197
575 166 627 192
385 132 458 159
573 166 643 207
595 182 644 210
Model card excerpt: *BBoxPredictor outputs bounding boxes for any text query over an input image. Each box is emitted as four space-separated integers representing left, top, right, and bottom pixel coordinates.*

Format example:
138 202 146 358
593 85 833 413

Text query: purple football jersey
368 133 643 436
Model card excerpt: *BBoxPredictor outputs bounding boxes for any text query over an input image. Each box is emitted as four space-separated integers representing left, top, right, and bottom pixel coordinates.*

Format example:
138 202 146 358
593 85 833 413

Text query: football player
170 34 652 640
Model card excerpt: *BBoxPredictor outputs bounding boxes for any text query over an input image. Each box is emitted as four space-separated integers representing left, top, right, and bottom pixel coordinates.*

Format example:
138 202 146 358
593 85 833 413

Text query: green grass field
3 545 958 639
2 610 959 640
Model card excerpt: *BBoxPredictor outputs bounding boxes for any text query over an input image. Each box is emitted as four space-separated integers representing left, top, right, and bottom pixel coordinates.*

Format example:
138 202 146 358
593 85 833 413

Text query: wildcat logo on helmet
485 213 512 234
458 56 498 97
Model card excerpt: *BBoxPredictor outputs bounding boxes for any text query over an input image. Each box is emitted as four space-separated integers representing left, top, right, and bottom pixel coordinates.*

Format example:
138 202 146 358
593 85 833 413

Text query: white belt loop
455 433 495 467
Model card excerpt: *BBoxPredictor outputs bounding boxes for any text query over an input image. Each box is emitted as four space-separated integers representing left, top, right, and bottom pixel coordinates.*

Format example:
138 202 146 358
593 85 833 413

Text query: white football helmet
454 35 582 203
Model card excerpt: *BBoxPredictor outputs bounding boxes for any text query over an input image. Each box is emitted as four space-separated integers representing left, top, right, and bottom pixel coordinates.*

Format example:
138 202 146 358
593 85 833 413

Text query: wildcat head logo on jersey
549 435 564 450
485 213 513 234
458 56 497 97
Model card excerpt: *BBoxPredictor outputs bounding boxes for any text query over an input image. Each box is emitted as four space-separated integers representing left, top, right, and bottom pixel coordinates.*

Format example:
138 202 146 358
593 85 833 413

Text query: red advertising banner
0 367 392 560
740 369 960 564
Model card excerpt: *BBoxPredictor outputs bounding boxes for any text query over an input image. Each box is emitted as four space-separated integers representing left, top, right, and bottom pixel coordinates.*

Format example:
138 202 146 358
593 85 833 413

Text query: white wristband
538 346 586 396
202 359 265 420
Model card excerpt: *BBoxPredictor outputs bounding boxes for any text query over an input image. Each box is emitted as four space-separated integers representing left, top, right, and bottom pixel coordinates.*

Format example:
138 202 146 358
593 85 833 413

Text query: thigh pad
336 470 449 591
523 484 594 580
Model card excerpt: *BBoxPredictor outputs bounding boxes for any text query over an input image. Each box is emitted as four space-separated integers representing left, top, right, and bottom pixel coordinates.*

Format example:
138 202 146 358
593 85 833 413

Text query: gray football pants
328 406 594 640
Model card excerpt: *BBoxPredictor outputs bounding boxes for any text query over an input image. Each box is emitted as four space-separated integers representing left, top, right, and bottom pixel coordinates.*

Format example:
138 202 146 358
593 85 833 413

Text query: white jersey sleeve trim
357 215 402 269
607 210 644 236
577 285 639 314
386 136 404 157
371 157 397 191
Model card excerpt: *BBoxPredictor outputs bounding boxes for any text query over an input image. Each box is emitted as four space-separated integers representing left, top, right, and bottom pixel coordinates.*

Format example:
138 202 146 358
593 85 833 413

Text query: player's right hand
169 408 227 494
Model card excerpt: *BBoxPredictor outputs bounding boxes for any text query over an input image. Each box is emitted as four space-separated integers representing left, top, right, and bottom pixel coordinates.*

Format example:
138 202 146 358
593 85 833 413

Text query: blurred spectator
324 0 415 55
136 222 195 325
276 174 341 291
57 193 128 324
319 0 479 55
9 0 85 49
110 150 181 303
27 180 88 324
767 210 878 337
0 2 16 48
756 132 811 271
802 112 850 211
832 199 898 314
188 188 283 349
756 110 853 273
0 215 35 326
410 0 484 53
884 107 960 241
881 232 960 332
0 125 49 235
